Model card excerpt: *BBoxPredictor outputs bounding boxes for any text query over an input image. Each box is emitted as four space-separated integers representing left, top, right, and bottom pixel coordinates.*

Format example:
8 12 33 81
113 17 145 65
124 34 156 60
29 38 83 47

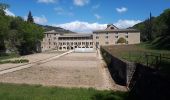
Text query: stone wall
100 47 136 86
100 47 170 100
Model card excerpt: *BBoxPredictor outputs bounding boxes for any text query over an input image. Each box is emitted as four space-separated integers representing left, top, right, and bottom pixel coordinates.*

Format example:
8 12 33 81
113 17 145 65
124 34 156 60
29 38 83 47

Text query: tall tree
27 11 34 23
0 3 9 15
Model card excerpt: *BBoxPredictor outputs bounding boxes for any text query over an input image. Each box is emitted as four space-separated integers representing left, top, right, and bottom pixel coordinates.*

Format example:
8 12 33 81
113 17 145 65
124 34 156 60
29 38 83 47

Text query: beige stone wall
41 31 140 51
93 31 140 48
41 33 59 51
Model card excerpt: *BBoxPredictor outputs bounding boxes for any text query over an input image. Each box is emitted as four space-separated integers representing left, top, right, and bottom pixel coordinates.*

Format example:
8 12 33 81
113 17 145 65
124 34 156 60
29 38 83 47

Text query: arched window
117 37 127 44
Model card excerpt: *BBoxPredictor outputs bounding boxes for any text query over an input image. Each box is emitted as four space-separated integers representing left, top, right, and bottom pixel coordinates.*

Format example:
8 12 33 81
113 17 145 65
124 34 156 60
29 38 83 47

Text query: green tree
0 3 9 15
27 11 34 23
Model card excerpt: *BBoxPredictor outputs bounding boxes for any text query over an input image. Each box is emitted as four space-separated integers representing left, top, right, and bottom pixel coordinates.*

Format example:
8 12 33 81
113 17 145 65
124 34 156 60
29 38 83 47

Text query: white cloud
73 0 89 6
94 14 101 20
4 9 15 17
114 19 141 29
54 7 74 16
37 0 56 3
53 21 107 33
52 19 141 33
24 15 48 24
34 15 48 24
116 7 128 13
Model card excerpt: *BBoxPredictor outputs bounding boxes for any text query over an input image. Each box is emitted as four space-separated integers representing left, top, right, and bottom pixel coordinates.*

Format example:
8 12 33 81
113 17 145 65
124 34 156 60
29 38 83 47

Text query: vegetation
27 11 34 23
0 3 44 55
131 9 170 50
0 59 29 64
0 83 128 100
102 44 170 75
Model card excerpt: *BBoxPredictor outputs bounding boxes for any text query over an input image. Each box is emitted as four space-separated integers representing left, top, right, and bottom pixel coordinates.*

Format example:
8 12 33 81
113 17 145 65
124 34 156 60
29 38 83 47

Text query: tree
27 11 34 23
117 37 127 44
0 3 9 15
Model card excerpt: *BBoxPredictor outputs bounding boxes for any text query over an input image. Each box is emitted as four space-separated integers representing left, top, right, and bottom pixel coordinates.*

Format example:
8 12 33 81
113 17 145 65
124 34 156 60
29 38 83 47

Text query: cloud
116 7 128 13
52 19 141 33
53 21 107 33
37 0 56 3
94 14 101 20
73 0 89 6
114 19 141 29
4 9 15 17
24 15 48 24
92 4 100 9
54 7 74 16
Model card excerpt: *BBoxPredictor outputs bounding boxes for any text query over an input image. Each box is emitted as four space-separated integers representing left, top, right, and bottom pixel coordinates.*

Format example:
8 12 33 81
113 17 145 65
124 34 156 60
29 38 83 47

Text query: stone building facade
41 24 140 51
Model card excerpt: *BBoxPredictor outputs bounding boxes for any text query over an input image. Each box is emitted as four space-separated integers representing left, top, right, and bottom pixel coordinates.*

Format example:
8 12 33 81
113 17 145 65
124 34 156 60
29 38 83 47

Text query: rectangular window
105 42 109 44
115 36 118 38
96 36 99 39
125 35 128 38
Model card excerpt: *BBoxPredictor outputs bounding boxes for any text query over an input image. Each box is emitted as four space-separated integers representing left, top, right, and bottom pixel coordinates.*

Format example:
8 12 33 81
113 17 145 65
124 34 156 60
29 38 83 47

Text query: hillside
131 9 170 50
39 25 75 34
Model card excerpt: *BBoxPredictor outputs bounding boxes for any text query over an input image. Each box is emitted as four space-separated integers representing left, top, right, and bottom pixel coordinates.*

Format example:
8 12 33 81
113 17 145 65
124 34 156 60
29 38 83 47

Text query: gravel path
0 51 127 91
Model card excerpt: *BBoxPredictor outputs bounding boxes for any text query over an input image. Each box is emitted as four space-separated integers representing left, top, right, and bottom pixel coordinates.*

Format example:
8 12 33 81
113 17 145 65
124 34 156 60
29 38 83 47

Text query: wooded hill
39 25 75 34
131 9 170 50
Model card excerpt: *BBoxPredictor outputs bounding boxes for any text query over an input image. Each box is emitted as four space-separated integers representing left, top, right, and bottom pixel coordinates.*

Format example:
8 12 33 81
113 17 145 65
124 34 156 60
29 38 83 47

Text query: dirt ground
0 51 127 91
0 51 64 71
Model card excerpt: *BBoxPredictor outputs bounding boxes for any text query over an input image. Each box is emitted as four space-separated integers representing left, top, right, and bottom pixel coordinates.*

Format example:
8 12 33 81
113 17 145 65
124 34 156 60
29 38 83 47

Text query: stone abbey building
41 24 140 51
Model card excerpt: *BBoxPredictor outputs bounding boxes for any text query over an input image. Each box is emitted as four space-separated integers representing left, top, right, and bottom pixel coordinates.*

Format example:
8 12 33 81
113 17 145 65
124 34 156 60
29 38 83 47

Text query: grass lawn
0 53 19 61
0 83 128 100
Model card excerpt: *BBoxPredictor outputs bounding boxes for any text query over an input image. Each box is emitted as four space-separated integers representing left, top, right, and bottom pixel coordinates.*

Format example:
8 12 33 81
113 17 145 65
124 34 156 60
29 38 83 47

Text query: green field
0 83 128 100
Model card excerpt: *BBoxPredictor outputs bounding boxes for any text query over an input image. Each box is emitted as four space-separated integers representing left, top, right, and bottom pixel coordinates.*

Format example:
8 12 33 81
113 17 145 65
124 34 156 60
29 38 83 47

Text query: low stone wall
100 47 170 100
100 47 136 86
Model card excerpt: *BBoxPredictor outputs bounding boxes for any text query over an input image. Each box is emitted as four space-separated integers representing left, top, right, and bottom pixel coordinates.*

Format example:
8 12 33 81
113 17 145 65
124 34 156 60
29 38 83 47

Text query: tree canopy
0 3 44 55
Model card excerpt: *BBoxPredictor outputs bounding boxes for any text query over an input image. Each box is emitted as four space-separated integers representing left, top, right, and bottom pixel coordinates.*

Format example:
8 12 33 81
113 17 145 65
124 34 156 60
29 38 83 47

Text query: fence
121 51 170 69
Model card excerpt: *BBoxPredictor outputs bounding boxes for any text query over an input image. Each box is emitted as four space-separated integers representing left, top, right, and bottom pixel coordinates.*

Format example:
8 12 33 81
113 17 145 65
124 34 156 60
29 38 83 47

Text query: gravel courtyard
0 51 126 90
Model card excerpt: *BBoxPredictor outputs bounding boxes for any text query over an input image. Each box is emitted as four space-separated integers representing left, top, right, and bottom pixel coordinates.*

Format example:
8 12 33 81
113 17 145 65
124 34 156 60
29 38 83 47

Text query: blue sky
1 0 170 32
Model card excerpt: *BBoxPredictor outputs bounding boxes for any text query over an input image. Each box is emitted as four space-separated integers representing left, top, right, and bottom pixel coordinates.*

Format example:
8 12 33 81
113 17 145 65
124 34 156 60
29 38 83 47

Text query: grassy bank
0 83 128 100
102 44 170 75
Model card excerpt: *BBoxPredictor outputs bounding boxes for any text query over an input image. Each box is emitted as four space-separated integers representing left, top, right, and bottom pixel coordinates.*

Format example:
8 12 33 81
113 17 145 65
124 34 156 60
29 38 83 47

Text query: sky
1 0 170 33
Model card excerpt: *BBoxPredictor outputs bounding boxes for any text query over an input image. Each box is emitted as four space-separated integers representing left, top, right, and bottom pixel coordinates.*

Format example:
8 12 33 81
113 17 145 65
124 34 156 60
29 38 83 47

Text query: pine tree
27 11 34 23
